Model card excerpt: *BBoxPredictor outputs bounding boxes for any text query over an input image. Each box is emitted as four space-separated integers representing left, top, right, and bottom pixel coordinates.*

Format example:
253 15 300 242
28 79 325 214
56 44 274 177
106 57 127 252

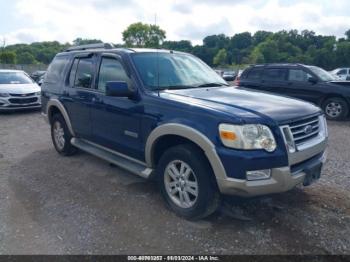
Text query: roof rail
65 43 115 52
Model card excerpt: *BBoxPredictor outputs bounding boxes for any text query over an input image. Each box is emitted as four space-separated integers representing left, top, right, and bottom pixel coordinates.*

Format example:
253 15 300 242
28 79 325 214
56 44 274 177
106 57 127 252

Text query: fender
145 123 227 181
46 99 75 136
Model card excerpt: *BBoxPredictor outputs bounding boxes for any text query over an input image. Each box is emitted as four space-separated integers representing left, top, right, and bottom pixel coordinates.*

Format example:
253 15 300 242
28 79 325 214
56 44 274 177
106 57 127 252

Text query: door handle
287 82 293 85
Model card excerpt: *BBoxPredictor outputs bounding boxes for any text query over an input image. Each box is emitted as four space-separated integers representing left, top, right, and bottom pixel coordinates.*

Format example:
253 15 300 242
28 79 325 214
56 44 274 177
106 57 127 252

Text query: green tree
122 22 166 47
0 51 16 64
17 52 36 64
162 40 192 52
345 29 350 40
73 38 103 46
213 48 227 66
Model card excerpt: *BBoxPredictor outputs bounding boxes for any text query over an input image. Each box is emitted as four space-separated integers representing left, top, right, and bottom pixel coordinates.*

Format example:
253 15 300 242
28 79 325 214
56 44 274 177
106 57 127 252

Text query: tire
322 97 349 121
50 114 77 156
156 144 220 220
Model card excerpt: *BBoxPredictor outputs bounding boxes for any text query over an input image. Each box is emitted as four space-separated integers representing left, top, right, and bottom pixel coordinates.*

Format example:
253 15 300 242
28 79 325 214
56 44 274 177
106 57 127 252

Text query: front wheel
157 144 220 220
51 114 77 156
322 97 349 121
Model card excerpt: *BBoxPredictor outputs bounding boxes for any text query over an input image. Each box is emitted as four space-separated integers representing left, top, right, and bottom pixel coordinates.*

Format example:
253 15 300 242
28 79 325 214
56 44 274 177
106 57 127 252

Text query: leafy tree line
1 22 349 71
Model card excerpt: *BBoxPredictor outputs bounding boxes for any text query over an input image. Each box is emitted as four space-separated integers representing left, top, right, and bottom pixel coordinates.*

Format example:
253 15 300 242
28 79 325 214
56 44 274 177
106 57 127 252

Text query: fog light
246 169 271 181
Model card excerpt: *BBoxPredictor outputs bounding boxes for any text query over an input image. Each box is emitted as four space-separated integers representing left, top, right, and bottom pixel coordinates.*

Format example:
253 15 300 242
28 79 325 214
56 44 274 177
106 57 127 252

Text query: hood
160 86 321 124
329 80 350 87
0 83 40 94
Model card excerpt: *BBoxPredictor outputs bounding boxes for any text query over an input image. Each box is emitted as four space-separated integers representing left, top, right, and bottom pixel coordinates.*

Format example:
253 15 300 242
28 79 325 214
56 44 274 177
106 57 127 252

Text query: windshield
0 72 33 85
131 52 227 90
307 66 335 82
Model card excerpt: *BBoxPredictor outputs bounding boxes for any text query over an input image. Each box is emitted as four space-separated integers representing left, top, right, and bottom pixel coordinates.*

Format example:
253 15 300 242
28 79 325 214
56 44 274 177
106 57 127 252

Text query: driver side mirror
308 77 318 84
105 81 134 98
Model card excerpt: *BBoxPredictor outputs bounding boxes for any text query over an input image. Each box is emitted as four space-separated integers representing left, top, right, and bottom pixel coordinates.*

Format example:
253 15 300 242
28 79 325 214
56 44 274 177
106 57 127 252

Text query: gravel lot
0 111 349 255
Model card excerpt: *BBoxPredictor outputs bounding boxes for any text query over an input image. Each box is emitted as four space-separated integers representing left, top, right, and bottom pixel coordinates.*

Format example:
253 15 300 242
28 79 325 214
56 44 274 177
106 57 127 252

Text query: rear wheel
157 144 220 220
322 97 349 120
51 114 77 156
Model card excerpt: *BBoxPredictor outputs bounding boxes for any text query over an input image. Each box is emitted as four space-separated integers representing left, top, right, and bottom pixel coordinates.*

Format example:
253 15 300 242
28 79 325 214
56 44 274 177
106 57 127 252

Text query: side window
45 56 69 83
97 57 129 92
263 68 287 81
246 68 263 80
288 69 311 82
337 69 347 75
74 57 94 88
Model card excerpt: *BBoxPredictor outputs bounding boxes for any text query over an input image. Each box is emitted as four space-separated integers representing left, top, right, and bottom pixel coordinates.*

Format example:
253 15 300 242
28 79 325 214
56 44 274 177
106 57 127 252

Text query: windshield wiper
196 82 229 87
152 85 196 91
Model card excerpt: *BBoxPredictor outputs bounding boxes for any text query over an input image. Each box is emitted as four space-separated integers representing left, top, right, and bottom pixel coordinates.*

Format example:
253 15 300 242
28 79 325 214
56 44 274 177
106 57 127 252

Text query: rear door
62 54 96 139
260 68 288 94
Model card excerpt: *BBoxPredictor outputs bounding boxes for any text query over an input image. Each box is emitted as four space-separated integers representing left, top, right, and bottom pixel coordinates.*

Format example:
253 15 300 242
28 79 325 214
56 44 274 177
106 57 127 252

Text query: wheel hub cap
164 160 199 209
326 102 342 118
53 121 65 150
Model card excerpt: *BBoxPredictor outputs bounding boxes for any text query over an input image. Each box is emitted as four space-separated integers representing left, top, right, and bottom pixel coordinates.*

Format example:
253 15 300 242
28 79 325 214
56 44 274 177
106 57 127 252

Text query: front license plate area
303 162 322 186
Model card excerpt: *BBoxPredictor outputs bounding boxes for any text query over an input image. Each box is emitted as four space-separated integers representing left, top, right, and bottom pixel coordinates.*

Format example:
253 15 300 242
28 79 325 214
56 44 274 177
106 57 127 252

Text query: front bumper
0 95 41 111
217 149 327 197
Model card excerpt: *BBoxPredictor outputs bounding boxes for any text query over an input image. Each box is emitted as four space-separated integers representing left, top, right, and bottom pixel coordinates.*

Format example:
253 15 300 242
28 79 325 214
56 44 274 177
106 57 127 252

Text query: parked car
30 70 46 83
0 70 41 111
42 44 328 219
239 64 350 120
222 71 236 81
330 68 350 81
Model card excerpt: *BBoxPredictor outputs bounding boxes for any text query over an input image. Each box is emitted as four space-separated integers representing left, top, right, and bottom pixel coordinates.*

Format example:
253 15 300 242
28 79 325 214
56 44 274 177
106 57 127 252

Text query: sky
0 0 349 46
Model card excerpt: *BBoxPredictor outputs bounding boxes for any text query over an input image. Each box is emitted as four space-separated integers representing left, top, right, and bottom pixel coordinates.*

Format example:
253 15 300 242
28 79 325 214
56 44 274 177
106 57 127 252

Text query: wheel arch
145 123 227 181
46 99 75 136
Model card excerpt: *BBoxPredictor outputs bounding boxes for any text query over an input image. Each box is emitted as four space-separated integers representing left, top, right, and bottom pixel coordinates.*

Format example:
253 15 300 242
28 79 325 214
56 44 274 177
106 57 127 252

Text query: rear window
246 68 263 80
0 71 33 84
45 55 69 83
263 68 287 81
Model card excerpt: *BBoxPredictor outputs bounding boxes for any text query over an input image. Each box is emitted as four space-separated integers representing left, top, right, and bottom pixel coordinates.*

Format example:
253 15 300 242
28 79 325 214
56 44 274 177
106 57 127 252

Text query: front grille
289 115 320 146
9 97 38 104
10 93 35 97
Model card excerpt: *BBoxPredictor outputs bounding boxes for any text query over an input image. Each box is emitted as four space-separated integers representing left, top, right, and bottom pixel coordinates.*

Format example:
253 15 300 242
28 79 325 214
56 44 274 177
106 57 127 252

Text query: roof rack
65 43 115 52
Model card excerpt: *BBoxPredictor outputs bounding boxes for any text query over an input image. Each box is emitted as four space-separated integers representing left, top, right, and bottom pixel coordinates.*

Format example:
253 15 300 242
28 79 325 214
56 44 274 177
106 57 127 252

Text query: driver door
90 54 143 160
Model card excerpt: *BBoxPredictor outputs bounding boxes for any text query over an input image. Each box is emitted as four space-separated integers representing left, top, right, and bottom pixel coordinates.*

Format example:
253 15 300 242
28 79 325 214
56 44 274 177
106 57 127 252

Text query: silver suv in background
0 70 41 111
330 68 350 80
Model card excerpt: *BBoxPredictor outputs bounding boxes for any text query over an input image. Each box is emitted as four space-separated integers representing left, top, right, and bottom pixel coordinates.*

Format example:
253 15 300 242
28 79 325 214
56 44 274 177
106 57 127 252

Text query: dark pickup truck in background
239 63 350 120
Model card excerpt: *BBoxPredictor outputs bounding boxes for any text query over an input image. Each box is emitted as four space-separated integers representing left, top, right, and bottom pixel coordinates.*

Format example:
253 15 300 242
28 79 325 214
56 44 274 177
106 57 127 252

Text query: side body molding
145 123 227 181
45 99 76 136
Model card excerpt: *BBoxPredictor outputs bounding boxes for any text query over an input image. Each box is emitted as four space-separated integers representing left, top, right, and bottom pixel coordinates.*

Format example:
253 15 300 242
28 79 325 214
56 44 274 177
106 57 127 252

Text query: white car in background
0 70 41 111
330 68 350 80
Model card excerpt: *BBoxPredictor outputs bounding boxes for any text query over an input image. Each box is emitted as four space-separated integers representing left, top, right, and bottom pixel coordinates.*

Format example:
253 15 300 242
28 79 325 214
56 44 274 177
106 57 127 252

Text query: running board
71 138 153 179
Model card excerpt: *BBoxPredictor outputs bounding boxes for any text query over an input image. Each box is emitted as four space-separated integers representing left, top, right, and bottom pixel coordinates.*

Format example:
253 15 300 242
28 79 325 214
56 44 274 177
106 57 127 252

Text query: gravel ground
0 110 349 255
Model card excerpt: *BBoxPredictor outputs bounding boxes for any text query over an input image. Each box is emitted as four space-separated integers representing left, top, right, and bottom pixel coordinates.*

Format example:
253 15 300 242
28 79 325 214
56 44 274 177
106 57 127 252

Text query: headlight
0 93 9 97
35 91 41 95
219 123 277 152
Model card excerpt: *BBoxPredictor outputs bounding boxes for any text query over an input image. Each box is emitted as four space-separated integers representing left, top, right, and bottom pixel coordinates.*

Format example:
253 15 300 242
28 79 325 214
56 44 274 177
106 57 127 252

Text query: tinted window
263 68 287 81
288 69 311 82
45 56 68 83
246 68 263 80
337 69 347 75
74 58 94 88
97 58 129 92
0 72 33 84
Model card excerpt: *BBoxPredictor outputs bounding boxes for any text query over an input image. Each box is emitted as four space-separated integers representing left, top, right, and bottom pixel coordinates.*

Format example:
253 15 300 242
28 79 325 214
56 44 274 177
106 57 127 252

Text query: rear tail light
235 76 240 86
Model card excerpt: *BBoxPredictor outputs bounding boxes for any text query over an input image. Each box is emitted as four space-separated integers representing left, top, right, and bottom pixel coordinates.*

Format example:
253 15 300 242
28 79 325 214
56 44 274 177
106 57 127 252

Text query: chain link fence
0 64 48 74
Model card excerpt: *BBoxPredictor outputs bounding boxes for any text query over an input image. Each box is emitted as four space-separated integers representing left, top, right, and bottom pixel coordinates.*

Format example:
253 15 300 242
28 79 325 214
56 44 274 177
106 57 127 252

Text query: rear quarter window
245 68 263 80
45 55 69 83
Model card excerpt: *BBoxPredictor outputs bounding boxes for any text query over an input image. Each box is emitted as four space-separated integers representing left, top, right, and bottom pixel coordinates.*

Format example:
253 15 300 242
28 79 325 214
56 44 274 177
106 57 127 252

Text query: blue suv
42 43 328 219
